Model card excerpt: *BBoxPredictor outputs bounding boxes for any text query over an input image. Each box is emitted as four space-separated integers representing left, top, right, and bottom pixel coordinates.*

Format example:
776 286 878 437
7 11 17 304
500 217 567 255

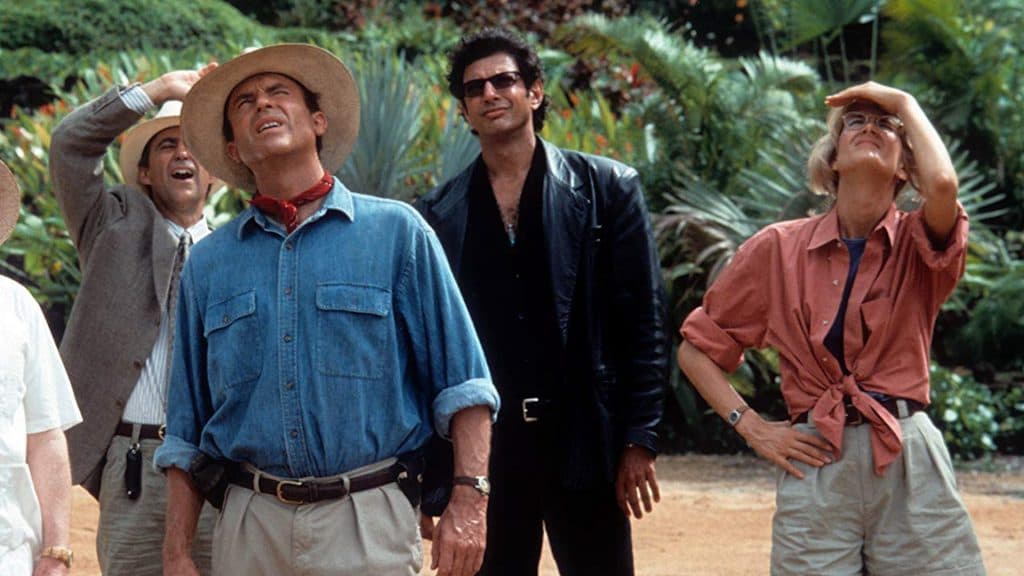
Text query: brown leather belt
794 397 925 426
115 422 166 440
227 462 405 505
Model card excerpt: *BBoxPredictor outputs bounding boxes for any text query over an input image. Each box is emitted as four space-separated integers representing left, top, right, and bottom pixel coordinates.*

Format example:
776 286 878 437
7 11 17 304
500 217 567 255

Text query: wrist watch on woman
727 405 749 427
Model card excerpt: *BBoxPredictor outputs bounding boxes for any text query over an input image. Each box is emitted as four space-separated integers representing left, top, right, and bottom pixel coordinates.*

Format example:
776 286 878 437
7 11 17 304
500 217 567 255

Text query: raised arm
49 66 216 262
826 82 958 244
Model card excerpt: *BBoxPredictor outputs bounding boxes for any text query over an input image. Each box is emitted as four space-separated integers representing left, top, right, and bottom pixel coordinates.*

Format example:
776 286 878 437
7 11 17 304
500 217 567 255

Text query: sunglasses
841 111 903 134
463 71 523 98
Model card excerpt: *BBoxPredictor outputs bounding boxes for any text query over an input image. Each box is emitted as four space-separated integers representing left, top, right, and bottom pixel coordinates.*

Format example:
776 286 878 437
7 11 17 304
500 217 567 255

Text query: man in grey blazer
50 67 218 575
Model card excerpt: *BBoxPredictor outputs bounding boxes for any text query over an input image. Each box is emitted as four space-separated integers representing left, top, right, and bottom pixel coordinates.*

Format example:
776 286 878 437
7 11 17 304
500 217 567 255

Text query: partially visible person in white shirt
0 160 82 575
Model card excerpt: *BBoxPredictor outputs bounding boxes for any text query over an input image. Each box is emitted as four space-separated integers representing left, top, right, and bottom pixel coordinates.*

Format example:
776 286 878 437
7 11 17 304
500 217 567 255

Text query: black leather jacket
417 139 668 488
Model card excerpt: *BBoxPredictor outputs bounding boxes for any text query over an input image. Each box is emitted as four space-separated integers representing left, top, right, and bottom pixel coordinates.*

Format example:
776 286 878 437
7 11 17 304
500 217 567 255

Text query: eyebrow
230 81 290 106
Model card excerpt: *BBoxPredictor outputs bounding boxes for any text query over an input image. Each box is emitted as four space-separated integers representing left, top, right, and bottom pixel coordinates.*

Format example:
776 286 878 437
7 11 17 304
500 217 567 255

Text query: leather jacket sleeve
599 163 668 454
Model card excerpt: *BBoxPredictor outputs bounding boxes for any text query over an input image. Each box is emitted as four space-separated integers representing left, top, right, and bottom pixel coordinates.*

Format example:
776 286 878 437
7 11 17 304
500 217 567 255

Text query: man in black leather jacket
416 27 669 576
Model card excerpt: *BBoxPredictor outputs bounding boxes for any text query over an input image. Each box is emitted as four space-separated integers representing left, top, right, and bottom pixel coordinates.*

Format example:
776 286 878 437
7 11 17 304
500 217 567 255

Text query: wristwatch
452 475 491 497
40 545 74 568
727 405 749 427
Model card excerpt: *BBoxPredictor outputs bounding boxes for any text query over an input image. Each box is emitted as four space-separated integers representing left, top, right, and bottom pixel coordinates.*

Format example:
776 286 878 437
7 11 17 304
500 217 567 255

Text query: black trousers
480 417 633 576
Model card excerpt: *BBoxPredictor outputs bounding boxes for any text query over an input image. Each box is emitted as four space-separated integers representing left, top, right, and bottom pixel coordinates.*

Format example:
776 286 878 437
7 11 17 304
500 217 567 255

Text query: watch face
478 476 491 496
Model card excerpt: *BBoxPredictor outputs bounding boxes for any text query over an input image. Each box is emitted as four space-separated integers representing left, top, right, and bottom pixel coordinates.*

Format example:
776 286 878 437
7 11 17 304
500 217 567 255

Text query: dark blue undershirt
823 237 867 375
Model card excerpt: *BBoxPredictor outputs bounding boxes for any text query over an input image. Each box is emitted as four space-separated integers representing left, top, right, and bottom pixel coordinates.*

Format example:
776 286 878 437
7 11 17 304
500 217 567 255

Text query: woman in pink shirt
678 82 985 575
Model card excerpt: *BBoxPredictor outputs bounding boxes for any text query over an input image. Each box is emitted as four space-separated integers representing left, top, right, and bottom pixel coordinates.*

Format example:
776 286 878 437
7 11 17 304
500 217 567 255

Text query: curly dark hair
446 27 550 133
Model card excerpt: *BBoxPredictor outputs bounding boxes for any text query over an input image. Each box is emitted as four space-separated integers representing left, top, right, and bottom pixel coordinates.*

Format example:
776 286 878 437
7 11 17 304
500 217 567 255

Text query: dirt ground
68 454 1024 575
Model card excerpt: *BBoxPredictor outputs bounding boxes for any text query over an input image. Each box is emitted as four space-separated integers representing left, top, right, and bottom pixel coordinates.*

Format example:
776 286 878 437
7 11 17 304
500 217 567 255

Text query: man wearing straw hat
154 44 498 576
0 160 82 574
49 69 218 574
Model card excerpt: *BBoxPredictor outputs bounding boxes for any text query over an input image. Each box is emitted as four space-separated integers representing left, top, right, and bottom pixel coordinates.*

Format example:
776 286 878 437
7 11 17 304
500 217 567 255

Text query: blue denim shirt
154 179 498 477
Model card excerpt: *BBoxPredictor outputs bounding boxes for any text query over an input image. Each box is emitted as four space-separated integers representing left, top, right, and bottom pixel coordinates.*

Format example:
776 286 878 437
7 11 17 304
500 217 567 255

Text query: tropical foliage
1 0 1021 459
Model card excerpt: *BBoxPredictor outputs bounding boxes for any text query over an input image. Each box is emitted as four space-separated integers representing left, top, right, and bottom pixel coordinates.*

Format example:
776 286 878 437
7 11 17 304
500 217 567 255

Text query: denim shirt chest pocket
316 283 391 379
204 290 263 392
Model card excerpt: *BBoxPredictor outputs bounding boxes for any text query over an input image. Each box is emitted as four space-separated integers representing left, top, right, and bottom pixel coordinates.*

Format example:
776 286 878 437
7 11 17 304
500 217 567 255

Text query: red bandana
250 172 333 233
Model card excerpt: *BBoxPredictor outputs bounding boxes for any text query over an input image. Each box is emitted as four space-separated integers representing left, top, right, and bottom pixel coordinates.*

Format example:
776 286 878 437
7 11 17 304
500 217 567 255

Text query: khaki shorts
771 411 985 575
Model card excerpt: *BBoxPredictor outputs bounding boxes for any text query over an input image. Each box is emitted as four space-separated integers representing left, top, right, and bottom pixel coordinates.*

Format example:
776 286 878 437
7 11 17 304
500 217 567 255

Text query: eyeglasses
841 111 903 134
462 71 522 98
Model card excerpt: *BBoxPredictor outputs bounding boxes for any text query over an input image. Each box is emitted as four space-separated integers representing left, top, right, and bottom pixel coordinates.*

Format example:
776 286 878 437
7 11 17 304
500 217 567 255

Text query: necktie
163 232 192 387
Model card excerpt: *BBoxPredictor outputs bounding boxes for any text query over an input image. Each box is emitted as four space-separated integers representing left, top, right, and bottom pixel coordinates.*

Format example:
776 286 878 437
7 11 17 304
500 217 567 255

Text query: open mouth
171 168 195 180
257 120 282 134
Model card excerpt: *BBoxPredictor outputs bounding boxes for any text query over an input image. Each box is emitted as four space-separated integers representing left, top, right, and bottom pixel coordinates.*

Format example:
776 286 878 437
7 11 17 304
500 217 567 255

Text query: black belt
794 397 925 426
520 397 560 422
115 422 166 440
228 462 405 505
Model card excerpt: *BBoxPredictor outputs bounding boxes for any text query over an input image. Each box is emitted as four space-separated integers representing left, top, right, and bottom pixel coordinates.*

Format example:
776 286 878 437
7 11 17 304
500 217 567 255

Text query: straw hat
0 160 20 247
181 44 360 191
118 100 186 190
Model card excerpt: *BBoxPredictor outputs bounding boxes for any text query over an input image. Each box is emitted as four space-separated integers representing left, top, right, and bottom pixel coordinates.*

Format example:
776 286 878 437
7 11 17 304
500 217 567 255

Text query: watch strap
40 545 74 568
452 475 490 496
727 405 749 427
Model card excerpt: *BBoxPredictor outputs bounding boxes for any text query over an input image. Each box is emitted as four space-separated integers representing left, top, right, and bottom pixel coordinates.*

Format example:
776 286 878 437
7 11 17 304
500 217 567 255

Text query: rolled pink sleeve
678 231 773 373
907 202 968 274
681 307 746 372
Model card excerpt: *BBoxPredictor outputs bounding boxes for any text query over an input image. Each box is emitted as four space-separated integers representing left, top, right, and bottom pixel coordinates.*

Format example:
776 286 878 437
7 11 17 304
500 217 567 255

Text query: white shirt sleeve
14 282 82 434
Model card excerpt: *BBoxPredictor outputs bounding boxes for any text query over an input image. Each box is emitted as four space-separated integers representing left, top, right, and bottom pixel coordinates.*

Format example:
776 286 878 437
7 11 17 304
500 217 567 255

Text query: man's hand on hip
616 444 661 519
431 486 487 576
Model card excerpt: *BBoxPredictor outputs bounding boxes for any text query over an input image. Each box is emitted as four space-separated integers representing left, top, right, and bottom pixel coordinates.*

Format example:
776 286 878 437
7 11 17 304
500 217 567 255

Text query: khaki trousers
213 459 422 576
771 411 985 575
97 435 215 575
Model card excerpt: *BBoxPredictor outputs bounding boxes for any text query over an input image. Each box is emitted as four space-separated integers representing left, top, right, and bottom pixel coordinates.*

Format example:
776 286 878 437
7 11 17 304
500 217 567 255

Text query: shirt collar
165 217 211 242
808 203 898 251
237 176 354 239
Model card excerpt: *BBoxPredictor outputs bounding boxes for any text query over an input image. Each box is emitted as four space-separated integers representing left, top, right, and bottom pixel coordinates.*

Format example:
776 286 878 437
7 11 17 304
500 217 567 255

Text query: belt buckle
846 407 864 426
158 424 166 440
275 479 305 504
522 397 539 423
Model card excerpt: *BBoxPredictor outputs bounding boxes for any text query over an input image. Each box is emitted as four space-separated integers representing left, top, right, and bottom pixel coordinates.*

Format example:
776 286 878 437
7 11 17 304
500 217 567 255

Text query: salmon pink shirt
681 203 968 474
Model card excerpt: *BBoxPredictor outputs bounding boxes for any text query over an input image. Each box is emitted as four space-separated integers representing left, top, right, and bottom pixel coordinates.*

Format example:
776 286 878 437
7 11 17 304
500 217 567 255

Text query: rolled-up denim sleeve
396 217 499 438
154 263 213 471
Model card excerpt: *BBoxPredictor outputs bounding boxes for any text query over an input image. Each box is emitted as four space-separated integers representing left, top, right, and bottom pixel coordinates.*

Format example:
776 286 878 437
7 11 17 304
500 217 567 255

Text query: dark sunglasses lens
464 79 486 98
490 72 519 89
463 72 520 97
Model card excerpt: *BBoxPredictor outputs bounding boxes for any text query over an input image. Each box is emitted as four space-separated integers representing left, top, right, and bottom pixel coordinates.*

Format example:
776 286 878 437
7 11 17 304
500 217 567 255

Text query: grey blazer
50 88 178 497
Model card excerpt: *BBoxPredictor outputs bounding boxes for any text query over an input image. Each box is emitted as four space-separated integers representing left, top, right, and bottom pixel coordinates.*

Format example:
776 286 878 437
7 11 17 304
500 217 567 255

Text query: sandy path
68 454 1024 575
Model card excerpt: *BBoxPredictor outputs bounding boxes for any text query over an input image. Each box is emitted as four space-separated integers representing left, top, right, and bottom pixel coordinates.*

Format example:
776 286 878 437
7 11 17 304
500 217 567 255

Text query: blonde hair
807 105 917 199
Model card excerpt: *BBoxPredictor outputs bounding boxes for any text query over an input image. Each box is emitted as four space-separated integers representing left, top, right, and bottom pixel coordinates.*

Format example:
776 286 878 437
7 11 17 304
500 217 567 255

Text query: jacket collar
429 137 589 346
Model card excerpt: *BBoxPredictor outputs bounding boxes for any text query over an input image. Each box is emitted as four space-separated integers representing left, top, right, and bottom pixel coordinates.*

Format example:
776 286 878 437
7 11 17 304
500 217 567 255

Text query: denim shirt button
289 429 299 438
285 242 293 251
222 315 230 325
283 334 293 343
284 381 294 390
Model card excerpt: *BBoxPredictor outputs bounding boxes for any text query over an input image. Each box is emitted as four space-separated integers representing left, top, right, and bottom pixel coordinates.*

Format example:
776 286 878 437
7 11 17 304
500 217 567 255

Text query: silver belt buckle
522 397 540 423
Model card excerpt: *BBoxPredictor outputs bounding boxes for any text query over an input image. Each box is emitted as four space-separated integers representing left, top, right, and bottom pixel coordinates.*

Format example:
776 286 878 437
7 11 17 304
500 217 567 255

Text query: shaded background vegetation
1 0 1021 460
